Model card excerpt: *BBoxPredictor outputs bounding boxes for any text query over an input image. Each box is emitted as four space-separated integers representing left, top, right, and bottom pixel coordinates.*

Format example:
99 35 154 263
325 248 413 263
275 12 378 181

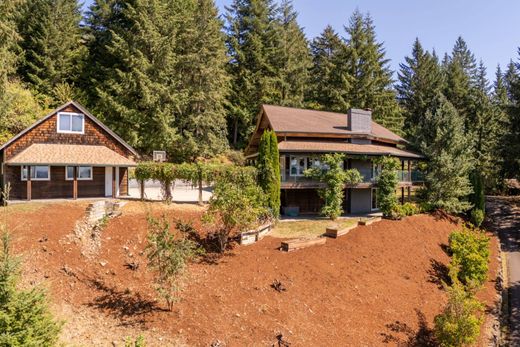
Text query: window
66 166 93 180
21 166 50 181
289 156 306 176
57 112 84 134
371 188 379 210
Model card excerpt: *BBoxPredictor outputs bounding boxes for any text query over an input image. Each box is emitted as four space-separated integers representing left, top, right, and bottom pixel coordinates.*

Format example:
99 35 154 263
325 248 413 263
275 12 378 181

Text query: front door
105 167 112 197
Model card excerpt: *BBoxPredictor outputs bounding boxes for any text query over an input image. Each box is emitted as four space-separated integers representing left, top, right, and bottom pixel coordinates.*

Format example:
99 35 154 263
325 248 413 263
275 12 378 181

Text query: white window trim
289 155 307 177
65 166 93 181
57 112 85 134
21 165 51 181
371 188 379 211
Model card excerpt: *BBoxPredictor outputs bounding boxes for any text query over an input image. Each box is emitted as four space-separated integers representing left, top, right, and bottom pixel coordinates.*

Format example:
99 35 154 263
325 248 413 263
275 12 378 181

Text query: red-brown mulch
6 202 500 346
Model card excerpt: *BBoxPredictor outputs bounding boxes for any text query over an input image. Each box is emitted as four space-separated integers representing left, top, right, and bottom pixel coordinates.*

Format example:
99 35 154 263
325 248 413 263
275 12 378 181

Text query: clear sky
82 0 520 81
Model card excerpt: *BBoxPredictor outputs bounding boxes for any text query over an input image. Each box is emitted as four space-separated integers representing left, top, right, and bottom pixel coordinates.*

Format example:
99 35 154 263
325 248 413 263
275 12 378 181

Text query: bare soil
5 201 499 346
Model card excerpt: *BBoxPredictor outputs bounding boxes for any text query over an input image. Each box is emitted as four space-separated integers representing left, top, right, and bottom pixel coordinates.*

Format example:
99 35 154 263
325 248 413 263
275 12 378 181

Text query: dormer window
57 112 84 134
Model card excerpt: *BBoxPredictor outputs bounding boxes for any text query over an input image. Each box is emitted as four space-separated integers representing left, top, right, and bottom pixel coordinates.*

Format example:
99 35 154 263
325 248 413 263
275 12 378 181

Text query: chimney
347 108 372 133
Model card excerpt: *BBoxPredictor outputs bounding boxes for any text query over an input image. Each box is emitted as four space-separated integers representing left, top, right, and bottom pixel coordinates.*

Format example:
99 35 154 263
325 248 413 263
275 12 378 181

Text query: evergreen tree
0 232 62 346
170 0 230 161
271 0 311 107
225 0 278 147
17 0 85 102
397 38 444 144
0 0 22 98
256 130 280 217
343 10 403 135
308 25 350 112
503 52 520 179
88 0 229 159
417 94 473 213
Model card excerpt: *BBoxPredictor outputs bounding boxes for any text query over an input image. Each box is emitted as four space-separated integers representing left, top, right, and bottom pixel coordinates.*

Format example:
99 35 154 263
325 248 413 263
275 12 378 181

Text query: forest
0 0 518 198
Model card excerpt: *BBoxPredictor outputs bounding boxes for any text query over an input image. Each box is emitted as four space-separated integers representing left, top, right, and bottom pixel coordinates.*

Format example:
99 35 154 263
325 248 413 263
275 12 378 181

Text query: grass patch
271 219 358 239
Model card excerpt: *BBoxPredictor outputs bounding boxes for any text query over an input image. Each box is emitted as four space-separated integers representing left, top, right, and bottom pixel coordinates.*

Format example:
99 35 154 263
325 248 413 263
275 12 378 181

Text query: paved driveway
128 179 212 202
486 196 520 344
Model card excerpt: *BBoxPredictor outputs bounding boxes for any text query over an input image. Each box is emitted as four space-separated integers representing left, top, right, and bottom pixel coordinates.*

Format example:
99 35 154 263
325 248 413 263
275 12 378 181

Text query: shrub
304 153 362 220
470 208 485 228
146 216 202 310
390 202 420 220
375 156 400 218
434 280 483 347
204 171 268 252
257 130 281 218
448 226 490 287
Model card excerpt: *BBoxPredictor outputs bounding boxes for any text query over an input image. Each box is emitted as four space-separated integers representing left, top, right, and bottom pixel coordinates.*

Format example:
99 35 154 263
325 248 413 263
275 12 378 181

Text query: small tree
305 153 362 220
256 130 281 218
434 279 483 347
375 156 400 218
0 185 62 345
448 225 490 287
204 167 268 252
146 216 202 311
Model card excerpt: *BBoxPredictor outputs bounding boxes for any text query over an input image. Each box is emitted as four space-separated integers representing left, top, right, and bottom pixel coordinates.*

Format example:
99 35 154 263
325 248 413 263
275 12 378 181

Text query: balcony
281 168 424 189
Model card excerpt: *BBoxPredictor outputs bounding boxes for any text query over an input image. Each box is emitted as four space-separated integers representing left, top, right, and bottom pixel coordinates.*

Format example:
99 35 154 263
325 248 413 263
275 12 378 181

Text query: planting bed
5 202 500 346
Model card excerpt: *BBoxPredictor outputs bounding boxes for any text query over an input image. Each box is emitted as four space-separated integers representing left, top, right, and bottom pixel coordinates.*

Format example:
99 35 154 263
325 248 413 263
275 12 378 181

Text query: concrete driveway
486 196 520 345
128 179 212 202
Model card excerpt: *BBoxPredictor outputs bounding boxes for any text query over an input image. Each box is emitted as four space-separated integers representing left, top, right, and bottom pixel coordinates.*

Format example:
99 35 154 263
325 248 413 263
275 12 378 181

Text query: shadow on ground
381 309 436 346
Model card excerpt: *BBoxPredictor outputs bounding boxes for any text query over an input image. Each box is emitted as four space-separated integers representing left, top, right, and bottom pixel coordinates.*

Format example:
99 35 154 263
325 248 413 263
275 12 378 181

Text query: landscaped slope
6 202 498 346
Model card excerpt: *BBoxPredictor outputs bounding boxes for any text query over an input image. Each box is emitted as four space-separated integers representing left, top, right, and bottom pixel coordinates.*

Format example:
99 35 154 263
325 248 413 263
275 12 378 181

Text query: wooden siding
3 104 134 161
119 167 128 196
77 167 105 198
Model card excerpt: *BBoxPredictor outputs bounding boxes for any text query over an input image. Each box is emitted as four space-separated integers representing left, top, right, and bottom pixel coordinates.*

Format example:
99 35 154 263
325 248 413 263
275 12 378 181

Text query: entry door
105 167 112 197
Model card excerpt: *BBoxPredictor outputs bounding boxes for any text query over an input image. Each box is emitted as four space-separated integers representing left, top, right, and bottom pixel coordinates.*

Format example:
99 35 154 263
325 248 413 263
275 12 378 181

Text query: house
245 105 424 215
0 101 138 201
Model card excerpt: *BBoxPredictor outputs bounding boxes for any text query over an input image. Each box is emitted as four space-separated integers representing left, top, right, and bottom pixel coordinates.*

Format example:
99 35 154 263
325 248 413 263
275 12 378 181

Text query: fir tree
418 94 473 213
308 25 350 112
225 0 278 147
17 0 85 102
271 0 311 107
503 52 520 179
397 38 444 144
170 0 230 161
342 10 403 135
0 0 22 98
88 0 229 159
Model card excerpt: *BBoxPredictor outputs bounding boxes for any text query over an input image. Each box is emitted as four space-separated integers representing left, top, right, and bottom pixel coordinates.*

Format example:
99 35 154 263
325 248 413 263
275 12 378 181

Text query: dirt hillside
6 202 499 346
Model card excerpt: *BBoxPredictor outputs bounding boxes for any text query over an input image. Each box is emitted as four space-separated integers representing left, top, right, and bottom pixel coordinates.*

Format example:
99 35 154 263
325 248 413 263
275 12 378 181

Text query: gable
1 101 137 161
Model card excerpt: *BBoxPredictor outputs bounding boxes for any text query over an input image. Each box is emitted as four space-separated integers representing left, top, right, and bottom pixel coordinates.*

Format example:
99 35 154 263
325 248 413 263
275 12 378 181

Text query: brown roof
262 104 405 143
277 141 423 159
0 100 138 156
6 144 137 166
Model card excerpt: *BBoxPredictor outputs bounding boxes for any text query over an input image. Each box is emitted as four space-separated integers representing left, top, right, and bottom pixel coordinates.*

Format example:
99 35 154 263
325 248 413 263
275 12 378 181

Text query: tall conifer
17 0 85 102
342 10 403 135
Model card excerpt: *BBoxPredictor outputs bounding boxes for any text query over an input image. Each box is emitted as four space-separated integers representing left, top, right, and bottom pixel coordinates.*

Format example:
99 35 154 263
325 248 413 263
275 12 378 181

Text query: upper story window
57 112 84 134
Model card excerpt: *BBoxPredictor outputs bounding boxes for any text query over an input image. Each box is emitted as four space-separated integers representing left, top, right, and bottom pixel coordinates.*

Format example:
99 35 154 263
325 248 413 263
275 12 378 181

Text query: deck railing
281 169 424 184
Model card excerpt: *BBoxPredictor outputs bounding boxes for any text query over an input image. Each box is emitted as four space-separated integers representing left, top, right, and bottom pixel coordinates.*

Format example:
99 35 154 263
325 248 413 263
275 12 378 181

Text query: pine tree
17 0 85 102
271 0 311 107
225 0 279 147
342 10 403 135
418 94 473 213
308 25 350 112
397 38 444 144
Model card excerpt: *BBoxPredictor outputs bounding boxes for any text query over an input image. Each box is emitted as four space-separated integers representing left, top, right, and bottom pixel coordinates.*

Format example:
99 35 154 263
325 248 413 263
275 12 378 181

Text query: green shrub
390 202 419 220
434 280 483 347
448 226 490 287
146 216 203 310
470 209 485 228
375 156 400 217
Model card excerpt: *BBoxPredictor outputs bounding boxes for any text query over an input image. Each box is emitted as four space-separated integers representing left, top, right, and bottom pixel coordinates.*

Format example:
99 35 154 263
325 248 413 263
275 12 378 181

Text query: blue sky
82 0 520 81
